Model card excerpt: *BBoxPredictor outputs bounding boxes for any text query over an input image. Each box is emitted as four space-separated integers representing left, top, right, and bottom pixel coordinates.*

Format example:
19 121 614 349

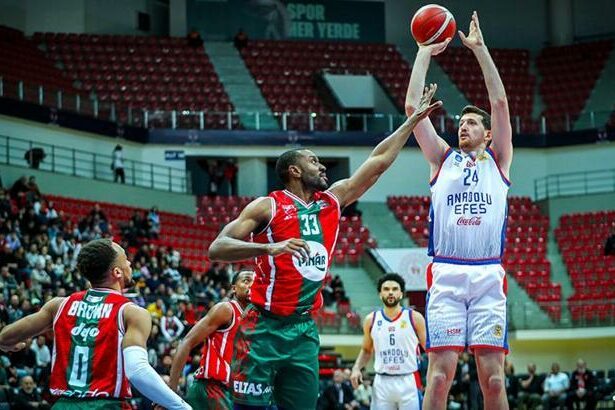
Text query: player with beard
406 11 513 410
169 270 255 409
208 85 442 410
350 273 426 409
0 239 190 410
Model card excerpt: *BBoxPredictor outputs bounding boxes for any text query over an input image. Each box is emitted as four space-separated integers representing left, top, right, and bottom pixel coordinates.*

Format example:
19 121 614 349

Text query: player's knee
486 374 504 394
429 371 450 393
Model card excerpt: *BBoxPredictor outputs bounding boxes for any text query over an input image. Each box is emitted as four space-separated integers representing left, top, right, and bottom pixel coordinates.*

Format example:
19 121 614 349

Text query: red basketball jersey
49 289 132 400
195 300 243 385
251 189 341 316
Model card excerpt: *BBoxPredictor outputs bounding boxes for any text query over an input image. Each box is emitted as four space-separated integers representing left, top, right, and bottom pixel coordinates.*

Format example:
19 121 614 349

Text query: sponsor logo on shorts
446 328 462 336
493 324 503 338
49 388 110 398
233 381 273 396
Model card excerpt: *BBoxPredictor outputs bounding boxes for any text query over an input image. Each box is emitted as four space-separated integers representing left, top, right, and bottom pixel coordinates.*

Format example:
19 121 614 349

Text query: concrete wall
0 0 169 36
3 115 615 202
0 164 195 215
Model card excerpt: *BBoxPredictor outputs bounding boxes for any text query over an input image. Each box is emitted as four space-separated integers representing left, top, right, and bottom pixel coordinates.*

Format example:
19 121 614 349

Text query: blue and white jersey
370 308 420 375
428 147 510 265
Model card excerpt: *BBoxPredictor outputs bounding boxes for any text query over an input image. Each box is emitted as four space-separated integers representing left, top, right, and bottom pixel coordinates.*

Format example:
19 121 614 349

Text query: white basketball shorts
425 262 508 352
371 373 422 410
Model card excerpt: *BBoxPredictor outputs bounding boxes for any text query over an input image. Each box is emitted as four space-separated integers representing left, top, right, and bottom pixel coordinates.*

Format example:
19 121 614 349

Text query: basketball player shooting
405 11 513 410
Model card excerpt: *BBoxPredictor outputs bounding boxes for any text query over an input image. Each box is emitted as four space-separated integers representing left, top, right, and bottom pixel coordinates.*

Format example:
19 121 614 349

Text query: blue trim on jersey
425 292 431 349
486 147 511 186
380 309 403 323
427 204 435 257
429 148 453 186
499 203 509 258
432 256 501 265
418 389 424 410
503 301 509 351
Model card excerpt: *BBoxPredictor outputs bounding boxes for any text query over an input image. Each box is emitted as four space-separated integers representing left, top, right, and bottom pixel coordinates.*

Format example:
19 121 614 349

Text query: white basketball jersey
370 308 420 375
428 148 510 264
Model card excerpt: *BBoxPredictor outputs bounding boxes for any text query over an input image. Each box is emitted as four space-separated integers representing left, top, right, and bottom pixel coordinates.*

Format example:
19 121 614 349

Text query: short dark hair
461 105 491 130
275 149 305 183
377 273 405 293
76 239 118 286
231 270 253 285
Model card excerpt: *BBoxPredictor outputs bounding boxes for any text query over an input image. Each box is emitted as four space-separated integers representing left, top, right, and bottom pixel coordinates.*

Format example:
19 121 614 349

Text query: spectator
147 298 166 320
505 360 519 409
24 148 45 169
353 376 372 410
320 369 359 410
148 206 161 238
605 227 615 255
111 144 125 184
187 28 203 48
517 363 543 409
10 176 29 202
233 28 248 51
566 358 597 410
543 362 569 409
30 335 51 382
11 337 36 378
14 375 50 410
223 158 238 195
26 176 42 203
7 294 23 323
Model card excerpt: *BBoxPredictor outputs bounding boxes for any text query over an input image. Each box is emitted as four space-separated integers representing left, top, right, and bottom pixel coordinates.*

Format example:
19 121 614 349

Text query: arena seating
46 194 215 272
387 195 561 320
240 40 447 131
536 40 613 132
0 25 76 103
35 32 238 129
434 47 536 131
555 210 615 324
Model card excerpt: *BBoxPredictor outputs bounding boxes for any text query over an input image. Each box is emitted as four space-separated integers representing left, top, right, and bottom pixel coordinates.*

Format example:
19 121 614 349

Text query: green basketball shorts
231 304 320 409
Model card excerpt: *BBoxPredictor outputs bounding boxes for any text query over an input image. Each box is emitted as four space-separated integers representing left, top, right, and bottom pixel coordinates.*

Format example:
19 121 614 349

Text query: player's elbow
491 97 508 110
404 104 416 117
207 241 222 261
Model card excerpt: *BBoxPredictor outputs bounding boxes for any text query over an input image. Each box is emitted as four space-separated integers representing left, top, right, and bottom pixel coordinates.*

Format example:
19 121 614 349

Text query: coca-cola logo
457 216 482 226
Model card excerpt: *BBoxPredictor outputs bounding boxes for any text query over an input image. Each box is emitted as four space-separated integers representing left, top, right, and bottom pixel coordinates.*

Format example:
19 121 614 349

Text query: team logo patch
400 320 408 329
377 320 382 327
493 324 503 338
455 154 463 162
291 241 328 281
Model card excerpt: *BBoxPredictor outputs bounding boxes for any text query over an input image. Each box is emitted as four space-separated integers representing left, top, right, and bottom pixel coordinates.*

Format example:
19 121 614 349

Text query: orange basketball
410 4 456 46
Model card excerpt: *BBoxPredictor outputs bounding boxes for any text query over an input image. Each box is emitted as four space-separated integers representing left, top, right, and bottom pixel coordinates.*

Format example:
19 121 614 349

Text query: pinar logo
456 216 482 226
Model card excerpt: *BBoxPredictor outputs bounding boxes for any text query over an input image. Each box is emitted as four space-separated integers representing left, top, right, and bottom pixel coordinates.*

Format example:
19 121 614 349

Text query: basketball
410 4 456 45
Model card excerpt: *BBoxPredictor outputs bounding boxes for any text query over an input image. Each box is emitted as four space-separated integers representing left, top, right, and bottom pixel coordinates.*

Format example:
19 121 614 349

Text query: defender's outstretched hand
409 83 442 123
459 11 485 50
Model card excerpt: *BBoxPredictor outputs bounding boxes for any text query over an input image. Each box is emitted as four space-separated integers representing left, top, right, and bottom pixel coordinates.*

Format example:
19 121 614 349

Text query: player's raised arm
350 312 376 389
122 304 191 410
208 196 310 262
169 302 234 391
460 11 512 173
405 39 452 172
0 297 63 352
330 85 442 208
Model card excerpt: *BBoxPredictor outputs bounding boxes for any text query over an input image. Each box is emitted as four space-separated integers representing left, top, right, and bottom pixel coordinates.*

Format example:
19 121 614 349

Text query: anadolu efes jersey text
429 148 510 265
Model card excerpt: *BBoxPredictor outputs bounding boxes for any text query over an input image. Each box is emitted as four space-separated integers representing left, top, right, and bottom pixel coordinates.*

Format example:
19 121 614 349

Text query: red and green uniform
186 300 243 410
49 289 132 409
232 189 340 408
